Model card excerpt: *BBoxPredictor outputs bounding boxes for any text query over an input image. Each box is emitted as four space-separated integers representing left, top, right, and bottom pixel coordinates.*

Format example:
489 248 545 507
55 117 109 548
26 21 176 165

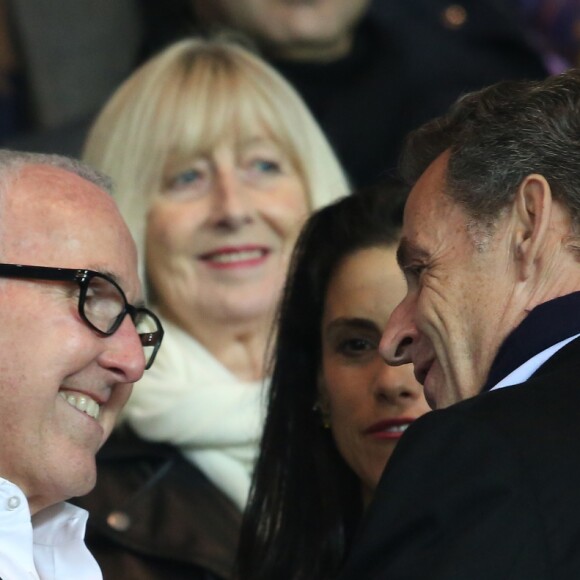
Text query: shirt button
7 496 21 510
107 510 131 532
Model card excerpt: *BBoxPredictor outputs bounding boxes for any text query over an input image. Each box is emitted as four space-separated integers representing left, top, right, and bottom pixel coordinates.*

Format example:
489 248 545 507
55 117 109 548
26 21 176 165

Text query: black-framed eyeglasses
0 263 164 369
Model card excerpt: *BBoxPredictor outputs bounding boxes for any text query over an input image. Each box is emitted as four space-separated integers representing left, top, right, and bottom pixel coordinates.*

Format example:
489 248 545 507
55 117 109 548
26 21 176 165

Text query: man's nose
97 315 146 383
379 298 418 366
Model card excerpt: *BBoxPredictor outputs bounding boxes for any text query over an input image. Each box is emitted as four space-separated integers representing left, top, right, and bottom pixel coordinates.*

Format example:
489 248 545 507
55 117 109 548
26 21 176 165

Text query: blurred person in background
2 0 553 188
72 37 349 580
237 180 430 580
0 0 142 146
138 0 549 187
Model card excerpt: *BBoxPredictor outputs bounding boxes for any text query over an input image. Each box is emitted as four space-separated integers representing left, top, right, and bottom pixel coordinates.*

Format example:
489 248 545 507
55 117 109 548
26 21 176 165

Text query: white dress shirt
0 478 102 580
490 332 580 391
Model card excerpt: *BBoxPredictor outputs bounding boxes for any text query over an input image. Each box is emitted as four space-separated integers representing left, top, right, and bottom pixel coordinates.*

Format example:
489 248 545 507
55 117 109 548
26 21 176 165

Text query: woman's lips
364 417 415 440
198 245 270 269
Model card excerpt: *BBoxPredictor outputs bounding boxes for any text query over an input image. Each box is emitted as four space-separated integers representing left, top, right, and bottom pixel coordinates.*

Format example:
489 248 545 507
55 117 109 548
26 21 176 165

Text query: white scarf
123 316 267 510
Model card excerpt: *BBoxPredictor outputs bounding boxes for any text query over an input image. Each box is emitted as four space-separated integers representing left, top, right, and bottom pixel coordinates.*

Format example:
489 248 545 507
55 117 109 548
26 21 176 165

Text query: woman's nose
373 361 422 404
208 167 254 229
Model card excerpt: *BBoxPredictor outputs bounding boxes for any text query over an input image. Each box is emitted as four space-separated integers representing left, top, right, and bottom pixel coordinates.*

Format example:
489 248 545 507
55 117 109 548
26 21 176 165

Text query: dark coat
272 0 547 187
338 336 580 579
73 426 241 580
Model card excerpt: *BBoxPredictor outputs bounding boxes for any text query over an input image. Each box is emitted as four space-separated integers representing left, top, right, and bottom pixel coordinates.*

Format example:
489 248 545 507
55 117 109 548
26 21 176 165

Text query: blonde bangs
83 37 349 291
165 44 305 184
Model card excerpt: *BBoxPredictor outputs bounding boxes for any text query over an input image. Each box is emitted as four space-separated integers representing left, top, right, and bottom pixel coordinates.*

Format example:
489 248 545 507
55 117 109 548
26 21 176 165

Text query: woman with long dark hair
238 180 430 580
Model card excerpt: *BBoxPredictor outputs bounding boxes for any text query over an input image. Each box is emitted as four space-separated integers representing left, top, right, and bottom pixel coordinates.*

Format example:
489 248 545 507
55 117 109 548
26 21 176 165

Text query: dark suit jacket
338 336 580 579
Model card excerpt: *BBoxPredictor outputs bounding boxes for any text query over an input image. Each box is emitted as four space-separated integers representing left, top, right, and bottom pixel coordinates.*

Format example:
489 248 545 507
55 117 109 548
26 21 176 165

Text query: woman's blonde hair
83 37 349 279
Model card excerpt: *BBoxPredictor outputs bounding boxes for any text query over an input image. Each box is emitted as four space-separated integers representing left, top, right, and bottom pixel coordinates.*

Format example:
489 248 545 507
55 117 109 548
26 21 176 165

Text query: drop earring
312 400 331 429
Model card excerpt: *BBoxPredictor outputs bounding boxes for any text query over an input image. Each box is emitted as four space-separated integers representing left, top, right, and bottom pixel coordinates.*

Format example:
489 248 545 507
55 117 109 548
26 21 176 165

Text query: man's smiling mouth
59 391 100 419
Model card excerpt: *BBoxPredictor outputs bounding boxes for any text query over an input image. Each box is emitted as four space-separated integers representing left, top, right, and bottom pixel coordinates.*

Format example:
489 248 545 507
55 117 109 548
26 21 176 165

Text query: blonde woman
74 37 348 579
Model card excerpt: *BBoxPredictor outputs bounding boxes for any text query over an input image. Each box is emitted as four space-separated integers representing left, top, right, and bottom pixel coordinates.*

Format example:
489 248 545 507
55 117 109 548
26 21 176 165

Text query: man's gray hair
0 150 113 199
399 69 580 250
0 150 115 268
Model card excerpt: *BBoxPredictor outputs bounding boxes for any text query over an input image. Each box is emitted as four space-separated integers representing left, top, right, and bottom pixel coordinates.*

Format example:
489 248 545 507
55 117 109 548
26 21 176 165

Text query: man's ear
512 174 553 280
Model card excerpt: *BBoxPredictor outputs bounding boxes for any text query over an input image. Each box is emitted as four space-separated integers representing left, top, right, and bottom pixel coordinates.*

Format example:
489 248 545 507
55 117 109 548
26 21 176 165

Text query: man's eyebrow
396 237 430 270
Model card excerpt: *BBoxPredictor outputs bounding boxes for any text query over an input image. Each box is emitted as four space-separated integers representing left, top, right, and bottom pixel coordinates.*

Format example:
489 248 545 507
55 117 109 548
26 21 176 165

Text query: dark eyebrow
324 317 380 334
396 237 430 271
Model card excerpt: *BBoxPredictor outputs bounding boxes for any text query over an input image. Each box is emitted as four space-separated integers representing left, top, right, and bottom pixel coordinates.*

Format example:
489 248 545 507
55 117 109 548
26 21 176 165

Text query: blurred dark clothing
0 71 26 140
519 0 580 72
271 0 547 186
6 0 549 188
2 0 143 147
138 0 548 187
72 426 240 580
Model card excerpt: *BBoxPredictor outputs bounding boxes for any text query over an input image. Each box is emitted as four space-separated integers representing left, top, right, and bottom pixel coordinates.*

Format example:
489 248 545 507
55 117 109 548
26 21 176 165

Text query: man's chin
62 456 98 501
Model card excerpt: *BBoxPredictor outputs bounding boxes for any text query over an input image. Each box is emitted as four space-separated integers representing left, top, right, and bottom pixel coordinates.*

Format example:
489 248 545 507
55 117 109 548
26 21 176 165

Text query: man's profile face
195 0 371 60
0 165 146 514
380 152 516 408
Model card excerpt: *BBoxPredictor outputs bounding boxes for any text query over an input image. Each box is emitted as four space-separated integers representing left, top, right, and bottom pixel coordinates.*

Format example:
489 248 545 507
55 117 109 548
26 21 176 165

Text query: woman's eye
337 337 376 356
164 160 211 195
248 158 282 175
170 169 203 188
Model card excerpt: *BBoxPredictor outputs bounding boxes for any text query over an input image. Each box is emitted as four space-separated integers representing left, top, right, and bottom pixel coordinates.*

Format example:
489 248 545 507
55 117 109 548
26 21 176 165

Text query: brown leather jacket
73 425 241 580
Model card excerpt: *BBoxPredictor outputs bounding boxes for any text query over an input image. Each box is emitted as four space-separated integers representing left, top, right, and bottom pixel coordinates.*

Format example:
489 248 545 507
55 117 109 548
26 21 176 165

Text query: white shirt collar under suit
490 332 580 391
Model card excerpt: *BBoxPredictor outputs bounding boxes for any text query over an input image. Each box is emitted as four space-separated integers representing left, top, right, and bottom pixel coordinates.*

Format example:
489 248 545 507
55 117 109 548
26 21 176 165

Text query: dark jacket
271 0 547 188
338 335 580 579
73 426 241 580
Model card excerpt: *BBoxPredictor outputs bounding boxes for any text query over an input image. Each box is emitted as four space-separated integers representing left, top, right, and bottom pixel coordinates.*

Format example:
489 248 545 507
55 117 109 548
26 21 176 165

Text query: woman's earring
312 400 331 429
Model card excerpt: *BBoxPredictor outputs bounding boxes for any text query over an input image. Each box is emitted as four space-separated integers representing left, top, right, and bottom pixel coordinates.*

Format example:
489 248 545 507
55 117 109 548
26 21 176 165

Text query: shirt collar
482 292 580 392
0 477 101 579
31 500 90 546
